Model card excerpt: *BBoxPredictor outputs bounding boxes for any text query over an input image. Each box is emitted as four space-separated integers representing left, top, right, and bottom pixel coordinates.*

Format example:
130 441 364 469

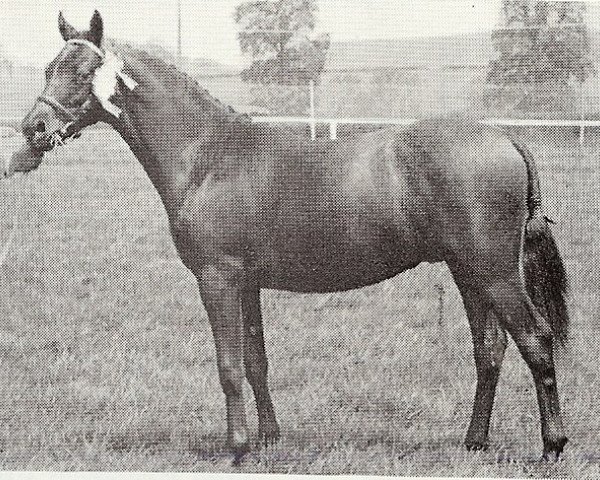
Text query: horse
17 11 569 461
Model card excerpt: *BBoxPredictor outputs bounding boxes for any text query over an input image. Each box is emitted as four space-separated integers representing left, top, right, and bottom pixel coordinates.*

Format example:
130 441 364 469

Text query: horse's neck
109 52 229 220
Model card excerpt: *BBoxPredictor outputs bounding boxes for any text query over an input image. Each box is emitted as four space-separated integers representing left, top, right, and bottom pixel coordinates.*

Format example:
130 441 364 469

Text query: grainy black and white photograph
0 0 599 478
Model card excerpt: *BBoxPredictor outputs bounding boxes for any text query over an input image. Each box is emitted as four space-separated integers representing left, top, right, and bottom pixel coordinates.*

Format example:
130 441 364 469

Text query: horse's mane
105 39 250 125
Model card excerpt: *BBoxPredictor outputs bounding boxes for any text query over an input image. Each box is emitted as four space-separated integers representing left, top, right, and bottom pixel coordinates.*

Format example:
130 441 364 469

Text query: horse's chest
171 180 251 262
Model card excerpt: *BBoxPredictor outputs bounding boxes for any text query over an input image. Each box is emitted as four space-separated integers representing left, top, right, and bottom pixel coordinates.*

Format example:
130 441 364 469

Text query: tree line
233 0 596 115
486 0 595 112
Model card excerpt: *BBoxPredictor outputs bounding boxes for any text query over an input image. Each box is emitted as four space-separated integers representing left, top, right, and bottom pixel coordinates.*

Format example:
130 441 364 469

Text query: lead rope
0 213 17 268
0 182 21 268
0 136 22 268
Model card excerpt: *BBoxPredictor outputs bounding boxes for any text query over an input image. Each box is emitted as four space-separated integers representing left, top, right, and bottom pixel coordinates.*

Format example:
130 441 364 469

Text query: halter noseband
37 94 79 122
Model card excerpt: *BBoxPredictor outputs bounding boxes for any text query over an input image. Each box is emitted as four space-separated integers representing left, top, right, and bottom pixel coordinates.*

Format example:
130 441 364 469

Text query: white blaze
91 50 138 117
67 39 138 118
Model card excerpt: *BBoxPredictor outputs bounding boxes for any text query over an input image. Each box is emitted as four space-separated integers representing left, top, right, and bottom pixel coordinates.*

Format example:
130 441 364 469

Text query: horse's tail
512 139 570 345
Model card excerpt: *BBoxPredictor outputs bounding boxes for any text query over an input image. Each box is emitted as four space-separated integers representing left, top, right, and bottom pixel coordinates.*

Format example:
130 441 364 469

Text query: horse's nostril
35 120 46 133
22 125 34 141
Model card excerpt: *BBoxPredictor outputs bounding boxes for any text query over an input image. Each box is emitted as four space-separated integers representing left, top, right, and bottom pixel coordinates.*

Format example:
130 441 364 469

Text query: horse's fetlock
543 435 568 460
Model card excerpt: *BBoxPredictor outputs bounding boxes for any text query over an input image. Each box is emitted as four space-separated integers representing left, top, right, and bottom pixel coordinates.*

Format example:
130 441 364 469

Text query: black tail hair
512 138 570 344
523 220 570 345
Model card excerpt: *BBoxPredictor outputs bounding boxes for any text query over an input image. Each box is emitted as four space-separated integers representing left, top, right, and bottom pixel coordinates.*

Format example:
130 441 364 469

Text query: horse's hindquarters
400 120 530 280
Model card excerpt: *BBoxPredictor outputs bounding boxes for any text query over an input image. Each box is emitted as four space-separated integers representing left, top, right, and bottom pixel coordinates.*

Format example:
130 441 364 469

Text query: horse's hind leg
453 273 508 451
241 281 280 445
485 275 567 459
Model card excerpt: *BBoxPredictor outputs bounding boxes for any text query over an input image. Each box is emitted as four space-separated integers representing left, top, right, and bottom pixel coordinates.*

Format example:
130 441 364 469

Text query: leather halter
37 94 79 122
37 39 105 123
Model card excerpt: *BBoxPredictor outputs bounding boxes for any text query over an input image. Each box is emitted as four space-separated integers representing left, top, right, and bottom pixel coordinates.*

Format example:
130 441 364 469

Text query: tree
239 33 330 85
234 0 330 114
487 0 595 112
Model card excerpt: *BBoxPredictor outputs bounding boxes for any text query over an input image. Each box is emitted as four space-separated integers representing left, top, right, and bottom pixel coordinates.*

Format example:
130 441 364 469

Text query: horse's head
16 10 134 175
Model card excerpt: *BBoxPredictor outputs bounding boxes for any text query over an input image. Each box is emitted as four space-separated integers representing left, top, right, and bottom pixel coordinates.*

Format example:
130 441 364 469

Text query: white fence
3 115 599 144
252 115 599 144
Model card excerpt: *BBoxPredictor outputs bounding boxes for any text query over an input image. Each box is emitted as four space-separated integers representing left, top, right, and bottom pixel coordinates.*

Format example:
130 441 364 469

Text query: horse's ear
88 10 104 47
58 11 78 41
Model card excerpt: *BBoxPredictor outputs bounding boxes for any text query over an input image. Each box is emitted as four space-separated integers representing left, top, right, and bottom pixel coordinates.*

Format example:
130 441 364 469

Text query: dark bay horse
18 11 569 460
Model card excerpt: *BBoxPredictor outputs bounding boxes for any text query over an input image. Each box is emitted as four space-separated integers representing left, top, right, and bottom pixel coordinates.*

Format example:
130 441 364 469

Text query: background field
0 127 598 477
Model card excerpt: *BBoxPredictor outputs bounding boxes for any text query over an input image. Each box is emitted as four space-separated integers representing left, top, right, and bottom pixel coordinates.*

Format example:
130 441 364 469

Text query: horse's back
248 119 528 290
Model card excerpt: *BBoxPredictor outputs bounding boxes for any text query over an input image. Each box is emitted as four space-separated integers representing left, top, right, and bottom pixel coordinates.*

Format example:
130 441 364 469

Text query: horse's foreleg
196 263 249 458
454 278 507 451
241 282 280 445
486 276 567 460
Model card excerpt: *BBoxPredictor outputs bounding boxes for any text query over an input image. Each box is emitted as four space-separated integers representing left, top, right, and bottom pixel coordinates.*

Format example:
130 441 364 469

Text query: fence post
436 284 445 327
579 82 585 146
309 80 316 141
329 122 337 140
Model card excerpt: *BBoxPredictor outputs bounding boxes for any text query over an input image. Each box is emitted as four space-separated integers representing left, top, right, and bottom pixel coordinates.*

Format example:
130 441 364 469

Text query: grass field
0 128 598 477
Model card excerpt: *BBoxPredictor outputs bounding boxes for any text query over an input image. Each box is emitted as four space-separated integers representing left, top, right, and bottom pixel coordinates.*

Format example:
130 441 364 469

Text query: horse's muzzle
4 121 85 178
21 99 80 153
3 139 44 178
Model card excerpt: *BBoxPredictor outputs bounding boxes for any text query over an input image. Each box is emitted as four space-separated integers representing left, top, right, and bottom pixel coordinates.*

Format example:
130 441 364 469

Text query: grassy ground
0 129 598 477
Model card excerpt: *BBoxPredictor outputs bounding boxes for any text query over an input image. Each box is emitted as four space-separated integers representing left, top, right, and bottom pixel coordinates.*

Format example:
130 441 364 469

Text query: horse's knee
509 330 558 388
218 364 244 397
486 279 552 339
516 331 553 362
475 326 506 375
541 370 557 388
526 349 556 384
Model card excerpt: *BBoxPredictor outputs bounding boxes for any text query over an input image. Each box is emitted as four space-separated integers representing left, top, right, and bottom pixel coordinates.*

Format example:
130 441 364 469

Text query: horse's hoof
465 440 489 452
231 442 251 466
542 436 568 462
258 421 281 447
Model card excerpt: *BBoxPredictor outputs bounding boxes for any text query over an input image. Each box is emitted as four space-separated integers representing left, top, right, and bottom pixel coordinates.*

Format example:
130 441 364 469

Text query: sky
0 0 502 67
0 0 598 67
